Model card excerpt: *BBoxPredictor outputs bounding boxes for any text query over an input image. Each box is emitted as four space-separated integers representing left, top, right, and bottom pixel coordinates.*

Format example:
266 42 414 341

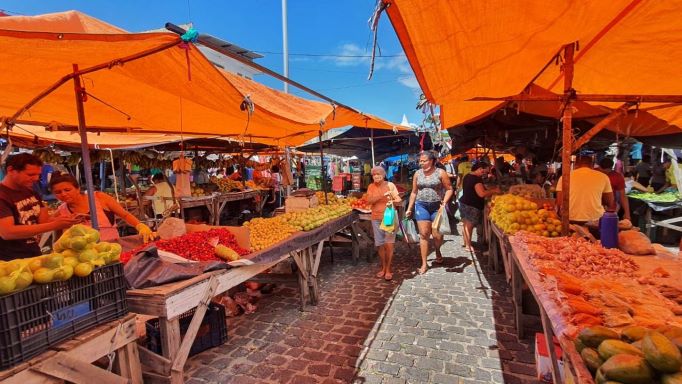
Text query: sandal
376 271 385 278
384 273 393 281
434 251 443 264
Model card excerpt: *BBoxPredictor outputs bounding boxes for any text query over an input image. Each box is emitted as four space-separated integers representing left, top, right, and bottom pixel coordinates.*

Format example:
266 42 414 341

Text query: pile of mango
0 224 121 295
576 325 682 383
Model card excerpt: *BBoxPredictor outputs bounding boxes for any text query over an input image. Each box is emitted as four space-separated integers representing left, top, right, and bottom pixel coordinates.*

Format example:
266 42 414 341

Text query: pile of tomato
120 228 249 263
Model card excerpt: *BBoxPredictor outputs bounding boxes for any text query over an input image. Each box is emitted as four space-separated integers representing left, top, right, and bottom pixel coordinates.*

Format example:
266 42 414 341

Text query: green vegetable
628 192 681 203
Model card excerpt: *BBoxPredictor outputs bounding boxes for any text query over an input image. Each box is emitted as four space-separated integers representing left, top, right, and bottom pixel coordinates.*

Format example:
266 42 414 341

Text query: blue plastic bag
383 204 395 226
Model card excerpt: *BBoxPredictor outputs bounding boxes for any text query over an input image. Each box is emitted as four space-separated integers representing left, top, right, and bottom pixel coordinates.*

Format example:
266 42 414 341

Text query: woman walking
459 162 499 252
405 151 454 274
366 166 401 281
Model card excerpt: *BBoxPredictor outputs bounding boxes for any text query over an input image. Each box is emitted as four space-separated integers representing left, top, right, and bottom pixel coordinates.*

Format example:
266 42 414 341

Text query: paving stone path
185 228 540 383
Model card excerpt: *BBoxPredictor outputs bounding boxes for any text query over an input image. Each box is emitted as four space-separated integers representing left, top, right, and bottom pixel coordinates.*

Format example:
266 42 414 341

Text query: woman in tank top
50 173 155 242
405 151 454 274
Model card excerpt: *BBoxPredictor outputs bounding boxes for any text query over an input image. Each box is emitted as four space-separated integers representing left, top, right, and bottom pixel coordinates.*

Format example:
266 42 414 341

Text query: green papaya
600 354 653 384
621 326 649 343
579 326 620 348
581 347 604 373
662 372 682 384
642 331 682 373
598 339 644 360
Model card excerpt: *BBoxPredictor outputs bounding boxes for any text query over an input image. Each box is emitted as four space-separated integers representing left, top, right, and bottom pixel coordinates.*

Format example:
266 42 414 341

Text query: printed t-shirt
0 184 43 260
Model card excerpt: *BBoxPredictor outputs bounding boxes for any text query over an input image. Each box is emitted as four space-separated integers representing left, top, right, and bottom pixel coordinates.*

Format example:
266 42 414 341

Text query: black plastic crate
0 262 128 370
146 303 227 357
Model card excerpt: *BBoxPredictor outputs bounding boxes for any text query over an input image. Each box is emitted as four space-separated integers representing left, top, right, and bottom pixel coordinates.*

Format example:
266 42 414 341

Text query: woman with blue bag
366 166 401 281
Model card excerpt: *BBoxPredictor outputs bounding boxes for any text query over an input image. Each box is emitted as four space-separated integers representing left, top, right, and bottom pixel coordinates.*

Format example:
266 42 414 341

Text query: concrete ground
184 227 541 384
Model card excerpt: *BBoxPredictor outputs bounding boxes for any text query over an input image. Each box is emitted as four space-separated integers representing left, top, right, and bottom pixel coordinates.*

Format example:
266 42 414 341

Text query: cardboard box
535 332 565 383
285 195 318 213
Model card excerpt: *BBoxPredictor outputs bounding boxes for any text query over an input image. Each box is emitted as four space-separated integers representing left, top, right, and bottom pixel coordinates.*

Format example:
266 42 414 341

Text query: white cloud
323 43 419 92
398 74 421 93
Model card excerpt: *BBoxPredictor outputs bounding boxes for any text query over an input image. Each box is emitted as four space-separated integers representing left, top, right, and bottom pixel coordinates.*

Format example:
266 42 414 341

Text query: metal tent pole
72 64 99 229
371 128 376 166
319 131 328 204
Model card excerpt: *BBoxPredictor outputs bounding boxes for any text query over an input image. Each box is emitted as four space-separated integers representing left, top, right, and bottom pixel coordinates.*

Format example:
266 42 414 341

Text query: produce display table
126 213 359 384
628 194 682 240
507 236 682 384
0 313 142 384
484 206 512 279
178 195 216 224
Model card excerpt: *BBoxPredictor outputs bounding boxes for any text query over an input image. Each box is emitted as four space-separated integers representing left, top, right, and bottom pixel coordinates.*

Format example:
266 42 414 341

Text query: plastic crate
146 303 227 357
0 262 128 370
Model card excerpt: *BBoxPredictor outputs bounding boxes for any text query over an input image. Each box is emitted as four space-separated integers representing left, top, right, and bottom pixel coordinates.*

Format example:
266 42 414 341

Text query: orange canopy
384 0 682 135
0 12 396 148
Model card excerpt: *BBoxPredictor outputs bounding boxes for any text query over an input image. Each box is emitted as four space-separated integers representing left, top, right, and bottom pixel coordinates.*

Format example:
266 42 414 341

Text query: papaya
658 326 682 340
581 347 604 373
600 354 653 384
598 339 644 360
621 326 649 343
662 372 682 384
631 340 643 350
671 337 682 354
642 331 682 373
579 326 620 348
596 368 608 384
575 338 588 353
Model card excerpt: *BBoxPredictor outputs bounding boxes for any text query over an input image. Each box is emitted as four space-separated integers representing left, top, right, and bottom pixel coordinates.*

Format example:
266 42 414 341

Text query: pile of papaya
576 325 682 383
0 224 122 295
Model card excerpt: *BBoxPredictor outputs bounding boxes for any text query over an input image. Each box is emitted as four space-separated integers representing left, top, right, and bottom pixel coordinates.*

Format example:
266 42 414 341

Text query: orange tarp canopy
385 0 682 135
0 12 396 148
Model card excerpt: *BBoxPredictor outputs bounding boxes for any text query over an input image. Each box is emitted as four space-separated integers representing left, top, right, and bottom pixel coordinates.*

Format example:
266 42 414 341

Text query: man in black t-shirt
0 153 82 261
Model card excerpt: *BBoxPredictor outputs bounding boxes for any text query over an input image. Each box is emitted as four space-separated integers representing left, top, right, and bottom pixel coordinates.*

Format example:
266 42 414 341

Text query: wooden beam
560 43 575 236
572 103 634 151
32 353 128 384
468 94 682 103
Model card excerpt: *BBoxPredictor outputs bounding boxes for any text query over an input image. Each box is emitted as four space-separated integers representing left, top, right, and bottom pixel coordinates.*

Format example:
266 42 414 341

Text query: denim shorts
371 220 396 246
414 201 441 222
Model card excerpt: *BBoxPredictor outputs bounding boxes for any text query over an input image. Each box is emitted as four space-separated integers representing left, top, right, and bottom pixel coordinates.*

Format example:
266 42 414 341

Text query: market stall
507 232 682 384
125 212 361 383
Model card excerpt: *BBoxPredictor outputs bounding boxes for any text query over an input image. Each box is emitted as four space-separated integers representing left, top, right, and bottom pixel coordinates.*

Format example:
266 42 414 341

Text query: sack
432 206 452 235
400 217 420 243
383 204 395 226
617 230 655 255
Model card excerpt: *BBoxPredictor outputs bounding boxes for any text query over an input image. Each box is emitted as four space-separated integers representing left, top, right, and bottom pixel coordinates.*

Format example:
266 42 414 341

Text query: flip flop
434 257 444 264
376 271 385 278
384 273 393 281
417 266 427 275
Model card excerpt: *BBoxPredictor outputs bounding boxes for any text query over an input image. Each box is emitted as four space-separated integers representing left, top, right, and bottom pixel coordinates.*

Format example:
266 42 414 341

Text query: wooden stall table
485 212 512 279
212 189 270 225
126 213 360 384
0 313 142 384
507 236 682 384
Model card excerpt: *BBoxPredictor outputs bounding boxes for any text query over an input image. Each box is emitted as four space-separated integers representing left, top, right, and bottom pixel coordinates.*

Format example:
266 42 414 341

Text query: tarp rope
367 0 388 80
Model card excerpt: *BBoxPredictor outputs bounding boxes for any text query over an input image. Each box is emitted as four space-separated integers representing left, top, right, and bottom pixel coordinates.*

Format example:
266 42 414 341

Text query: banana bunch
32 149 62 164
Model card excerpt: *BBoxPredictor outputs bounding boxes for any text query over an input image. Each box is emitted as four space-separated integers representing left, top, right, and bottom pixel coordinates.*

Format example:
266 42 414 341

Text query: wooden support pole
560 44 575 236
72 64 100 230
572 102 634 151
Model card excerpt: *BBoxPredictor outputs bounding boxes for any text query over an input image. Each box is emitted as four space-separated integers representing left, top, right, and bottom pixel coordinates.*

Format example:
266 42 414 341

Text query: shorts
414 201 441 222
371 220 396 246
459 202 482 225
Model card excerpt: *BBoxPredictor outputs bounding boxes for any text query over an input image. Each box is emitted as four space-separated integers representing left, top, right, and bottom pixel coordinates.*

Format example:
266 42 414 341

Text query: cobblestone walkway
185 230 540 384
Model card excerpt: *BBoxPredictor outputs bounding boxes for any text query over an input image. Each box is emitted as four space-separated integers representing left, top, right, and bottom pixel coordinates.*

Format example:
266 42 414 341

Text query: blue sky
0 0 425 127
